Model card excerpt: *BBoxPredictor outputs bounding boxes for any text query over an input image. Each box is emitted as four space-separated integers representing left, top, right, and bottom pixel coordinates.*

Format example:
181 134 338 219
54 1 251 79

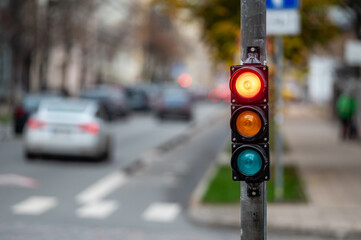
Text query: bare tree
1 0 37 104
140 5 187 82
47 0 96 93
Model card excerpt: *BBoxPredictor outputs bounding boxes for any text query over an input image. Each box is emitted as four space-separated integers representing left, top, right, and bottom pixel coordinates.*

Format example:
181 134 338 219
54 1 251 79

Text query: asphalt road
0 102 338 240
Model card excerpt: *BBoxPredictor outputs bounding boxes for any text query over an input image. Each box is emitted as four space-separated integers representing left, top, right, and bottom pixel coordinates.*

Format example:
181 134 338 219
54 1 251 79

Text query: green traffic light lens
237 149 262 176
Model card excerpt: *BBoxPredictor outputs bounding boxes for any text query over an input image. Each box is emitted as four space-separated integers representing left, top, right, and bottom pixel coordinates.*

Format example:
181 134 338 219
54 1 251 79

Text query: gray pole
240 0 267 239
274 36 284 200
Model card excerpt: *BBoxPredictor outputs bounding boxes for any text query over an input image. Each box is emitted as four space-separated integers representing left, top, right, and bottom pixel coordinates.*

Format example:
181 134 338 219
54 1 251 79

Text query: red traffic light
230 66 268 104
234 72 262 98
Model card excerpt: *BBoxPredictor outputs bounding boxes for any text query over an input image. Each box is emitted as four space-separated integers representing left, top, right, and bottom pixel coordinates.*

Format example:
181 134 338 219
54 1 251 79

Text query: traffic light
229 51 270 183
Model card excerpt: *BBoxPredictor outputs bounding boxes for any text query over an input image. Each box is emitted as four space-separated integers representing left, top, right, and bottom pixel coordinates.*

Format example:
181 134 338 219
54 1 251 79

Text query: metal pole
241 0 267 65
240 182 267 240
274 36 284 200
240 0 267 239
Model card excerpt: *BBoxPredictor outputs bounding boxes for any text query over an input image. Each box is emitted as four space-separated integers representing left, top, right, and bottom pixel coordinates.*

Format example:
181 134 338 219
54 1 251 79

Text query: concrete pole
240 0 267 239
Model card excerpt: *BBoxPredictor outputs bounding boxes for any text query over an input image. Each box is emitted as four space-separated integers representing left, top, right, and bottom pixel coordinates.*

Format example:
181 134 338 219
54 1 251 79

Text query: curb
187 151 361 239
187 150 241 228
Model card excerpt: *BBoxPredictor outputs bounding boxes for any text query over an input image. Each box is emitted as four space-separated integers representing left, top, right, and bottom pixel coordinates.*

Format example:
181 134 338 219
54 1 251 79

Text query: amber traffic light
236 110 261 137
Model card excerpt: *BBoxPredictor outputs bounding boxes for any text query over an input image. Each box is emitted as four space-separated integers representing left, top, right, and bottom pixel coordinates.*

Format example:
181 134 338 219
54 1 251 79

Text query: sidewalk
0 123 11 141
188 104 361 239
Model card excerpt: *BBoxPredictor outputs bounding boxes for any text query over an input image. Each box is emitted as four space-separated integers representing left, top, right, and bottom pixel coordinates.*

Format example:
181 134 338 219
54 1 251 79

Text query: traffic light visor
236 110 262 137
237 149 262 176
235 72 261 98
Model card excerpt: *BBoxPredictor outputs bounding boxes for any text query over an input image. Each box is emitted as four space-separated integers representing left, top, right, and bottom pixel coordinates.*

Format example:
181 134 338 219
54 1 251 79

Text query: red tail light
78 122 100 135
27 118 46 130
14 107 25 117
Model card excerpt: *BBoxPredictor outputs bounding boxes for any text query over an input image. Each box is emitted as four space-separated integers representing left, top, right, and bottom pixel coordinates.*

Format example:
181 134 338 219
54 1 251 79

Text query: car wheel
25 151 37 160
101 146 109 161
102 138 113 161
89 154 103 162
14 125 23 135
157 113 165 120
121 111 129 118
90 142 111 162
102 149 110 161
185 114 193 122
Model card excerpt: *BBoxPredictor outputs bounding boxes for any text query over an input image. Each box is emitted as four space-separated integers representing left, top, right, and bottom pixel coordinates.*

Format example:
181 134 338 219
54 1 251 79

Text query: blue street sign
266 0 299 9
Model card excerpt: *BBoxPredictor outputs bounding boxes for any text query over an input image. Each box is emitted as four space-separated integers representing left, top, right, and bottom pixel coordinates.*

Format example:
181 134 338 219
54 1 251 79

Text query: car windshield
163 91 189 103
23 95 44 110
82 88 125 101
81 90 107 100
23 93 64 111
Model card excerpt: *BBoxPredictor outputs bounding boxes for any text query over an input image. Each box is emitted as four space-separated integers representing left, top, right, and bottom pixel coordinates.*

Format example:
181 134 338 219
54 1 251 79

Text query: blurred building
0 0 218 104
307 55 338 105
40 0 214 94
0 0 11 101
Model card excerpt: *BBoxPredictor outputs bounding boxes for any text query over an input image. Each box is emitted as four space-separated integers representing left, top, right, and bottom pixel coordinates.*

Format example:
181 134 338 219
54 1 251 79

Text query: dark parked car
13 93 61 134
80 85 129 120
126 87 150 111
154 88 193 121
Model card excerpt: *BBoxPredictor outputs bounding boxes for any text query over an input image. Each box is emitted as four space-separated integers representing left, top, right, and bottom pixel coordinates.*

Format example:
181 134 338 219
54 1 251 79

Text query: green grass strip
0 114 12 125
202 165 306 204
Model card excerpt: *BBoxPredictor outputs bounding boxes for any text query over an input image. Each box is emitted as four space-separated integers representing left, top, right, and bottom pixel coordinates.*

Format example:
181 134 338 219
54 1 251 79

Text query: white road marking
76 171 128 204
76 200 119 219
0 174 38 188
12 196 57 215
142 202 181 222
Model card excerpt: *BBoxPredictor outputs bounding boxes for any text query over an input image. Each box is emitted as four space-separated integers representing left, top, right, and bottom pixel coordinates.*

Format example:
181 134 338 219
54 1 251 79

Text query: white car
24 98 112 161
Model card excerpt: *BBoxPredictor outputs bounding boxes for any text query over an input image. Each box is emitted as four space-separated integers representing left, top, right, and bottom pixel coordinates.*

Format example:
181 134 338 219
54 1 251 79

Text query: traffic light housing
230 54 270 183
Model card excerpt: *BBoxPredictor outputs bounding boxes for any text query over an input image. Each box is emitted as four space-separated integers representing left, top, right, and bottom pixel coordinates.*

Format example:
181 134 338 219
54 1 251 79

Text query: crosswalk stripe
12 196 57 215
76 171 128 204
142 202 181 223
76 200 119 219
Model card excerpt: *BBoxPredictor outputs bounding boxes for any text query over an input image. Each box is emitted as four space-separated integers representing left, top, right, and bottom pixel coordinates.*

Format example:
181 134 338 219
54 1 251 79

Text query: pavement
0 103 240 239
188 104 361 239
0 123 11 141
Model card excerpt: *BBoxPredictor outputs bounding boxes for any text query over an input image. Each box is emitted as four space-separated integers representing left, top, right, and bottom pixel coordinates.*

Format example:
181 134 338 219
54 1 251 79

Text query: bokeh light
208 89 220 102
178 73 193 88
215 83 230 101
